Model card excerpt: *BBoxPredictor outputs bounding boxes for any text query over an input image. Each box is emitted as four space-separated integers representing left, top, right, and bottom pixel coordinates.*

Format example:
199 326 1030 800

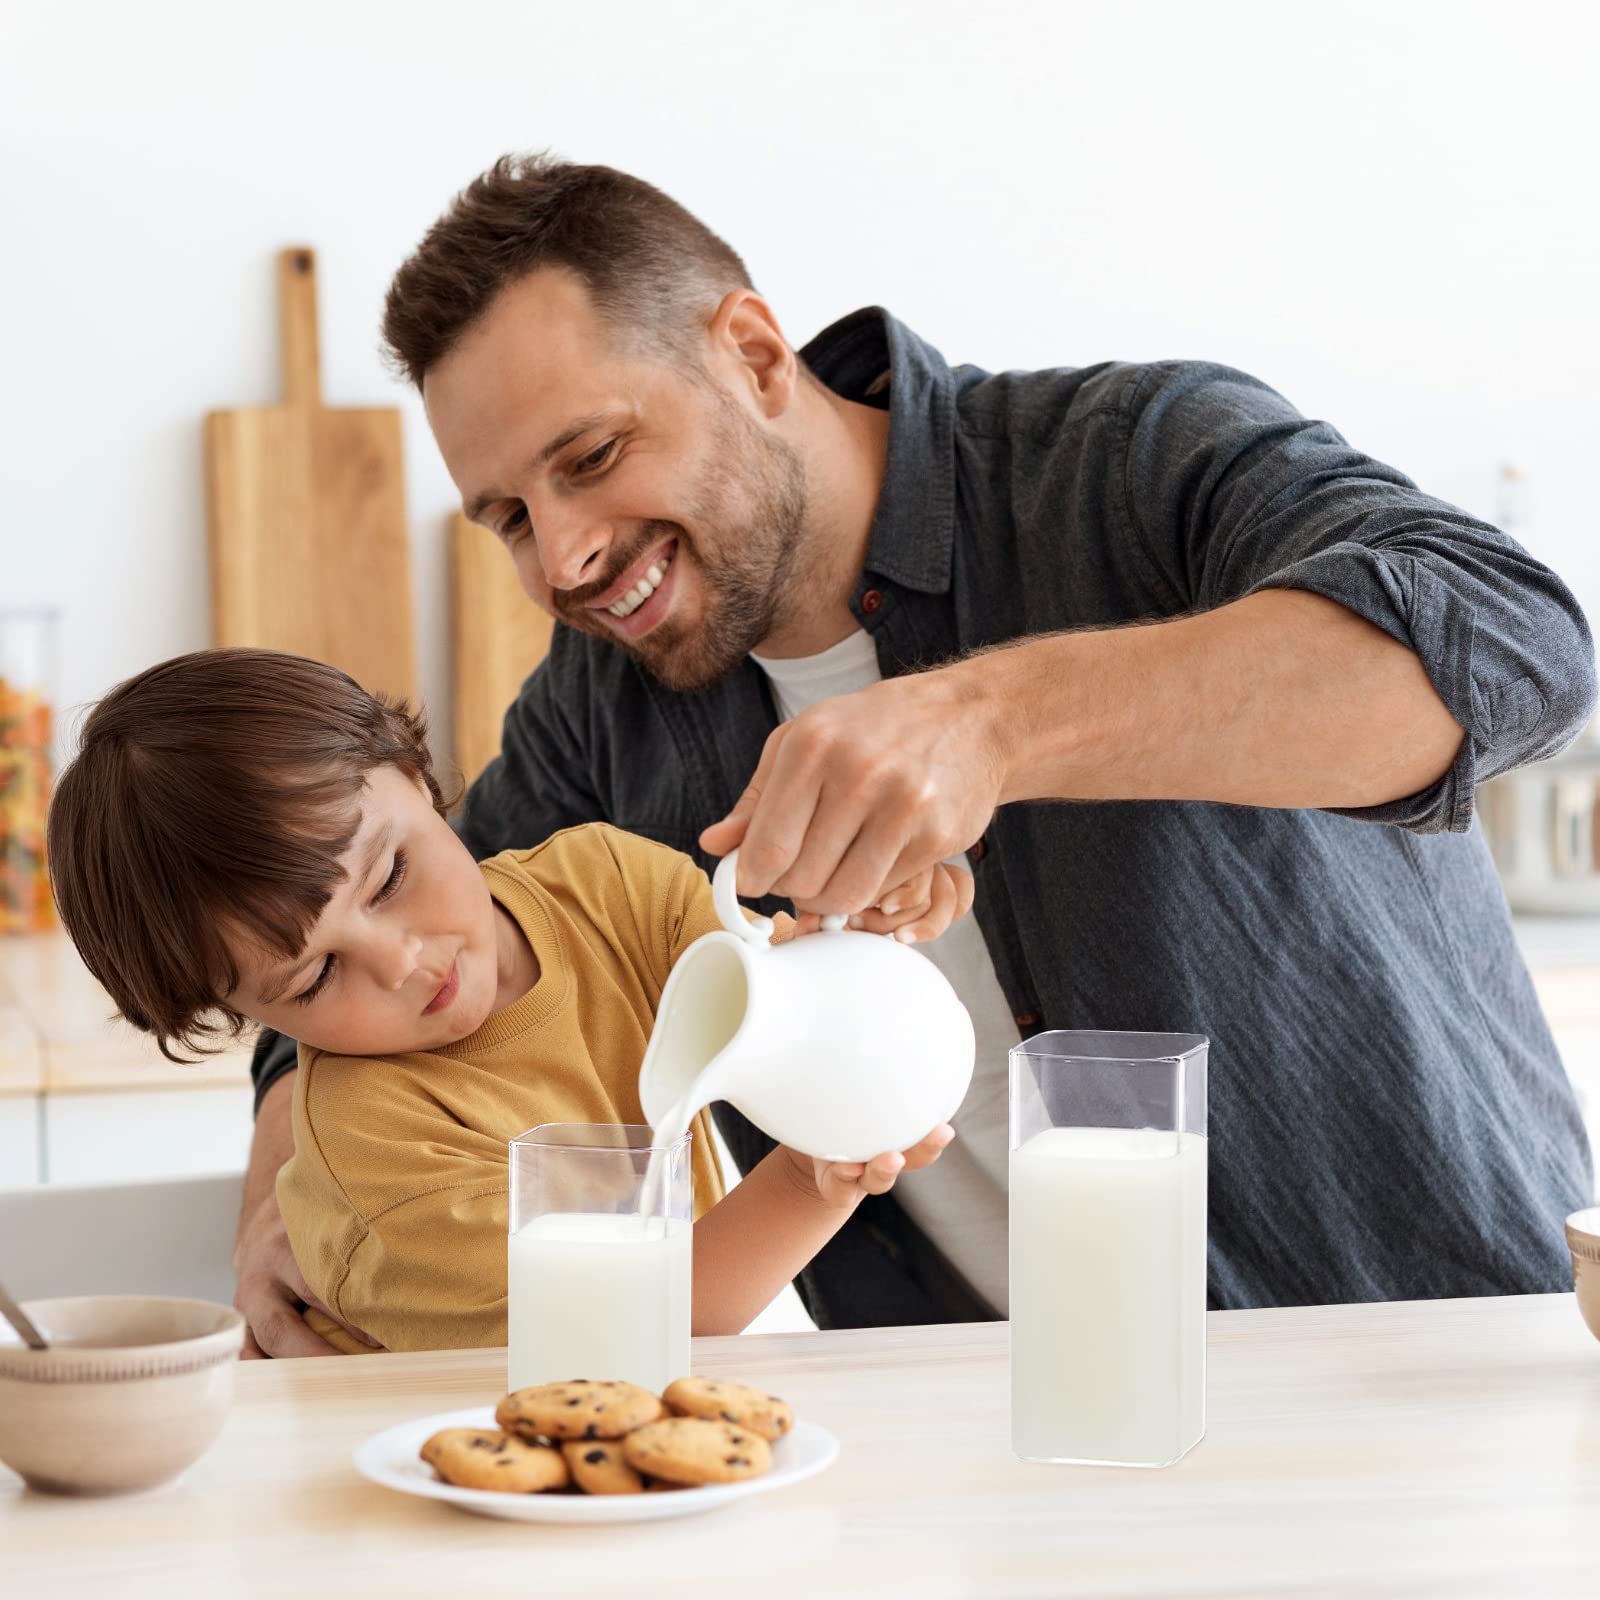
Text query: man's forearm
973 588 1464 811
235 1070 296 1254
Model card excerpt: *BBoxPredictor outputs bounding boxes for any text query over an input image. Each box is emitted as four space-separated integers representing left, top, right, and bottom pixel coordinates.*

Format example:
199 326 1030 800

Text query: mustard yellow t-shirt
277 823 726 1354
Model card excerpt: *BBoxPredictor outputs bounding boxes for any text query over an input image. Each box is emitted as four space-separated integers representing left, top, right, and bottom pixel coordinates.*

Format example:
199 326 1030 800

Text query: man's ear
706 290 797 420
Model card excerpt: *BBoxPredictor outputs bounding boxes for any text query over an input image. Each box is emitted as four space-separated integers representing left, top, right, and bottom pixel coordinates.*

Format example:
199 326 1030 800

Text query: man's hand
232 1071 379 1358
784 1123 955 1211
232 1191 377 1358
699 665 1003 917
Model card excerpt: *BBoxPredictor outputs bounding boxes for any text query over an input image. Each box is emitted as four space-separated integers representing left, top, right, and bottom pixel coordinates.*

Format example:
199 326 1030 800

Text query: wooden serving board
204 248 417 700
450 514 554 787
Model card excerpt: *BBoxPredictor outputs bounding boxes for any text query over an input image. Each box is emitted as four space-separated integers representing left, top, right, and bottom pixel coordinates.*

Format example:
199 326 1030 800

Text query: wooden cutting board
204 248 417 700
450 514 553 786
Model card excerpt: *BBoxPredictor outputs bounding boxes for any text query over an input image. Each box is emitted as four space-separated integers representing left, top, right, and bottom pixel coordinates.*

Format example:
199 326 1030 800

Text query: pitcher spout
637 931 753 1132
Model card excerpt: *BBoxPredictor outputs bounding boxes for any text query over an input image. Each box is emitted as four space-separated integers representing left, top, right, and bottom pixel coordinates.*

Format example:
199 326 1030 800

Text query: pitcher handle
712 850 775 945
712 850 849 942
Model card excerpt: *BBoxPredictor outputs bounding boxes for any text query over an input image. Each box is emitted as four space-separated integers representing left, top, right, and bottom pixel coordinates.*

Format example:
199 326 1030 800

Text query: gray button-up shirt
256 307 1599 1326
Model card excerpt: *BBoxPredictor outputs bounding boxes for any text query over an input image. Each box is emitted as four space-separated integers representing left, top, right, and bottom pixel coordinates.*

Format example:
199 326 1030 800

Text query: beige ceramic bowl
0 1295 244 1495
1567 1208 1600 1344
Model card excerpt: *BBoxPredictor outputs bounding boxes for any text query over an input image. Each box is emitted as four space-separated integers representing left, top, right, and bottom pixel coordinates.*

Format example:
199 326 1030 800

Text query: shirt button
1014 1012 1041 1030
967 836 988 865
860 588 884 614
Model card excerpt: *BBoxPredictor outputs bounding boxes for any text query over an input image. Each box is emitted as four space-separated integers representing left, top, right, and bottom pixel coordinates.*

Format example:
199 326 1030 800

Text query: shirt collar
799 307 956 596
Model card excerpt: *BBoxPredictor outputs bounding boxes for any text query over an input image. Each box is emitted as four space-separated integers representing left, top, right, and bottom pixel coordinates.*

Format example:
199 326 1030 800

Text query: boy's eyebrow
256 822 394 1004
463 410 620 522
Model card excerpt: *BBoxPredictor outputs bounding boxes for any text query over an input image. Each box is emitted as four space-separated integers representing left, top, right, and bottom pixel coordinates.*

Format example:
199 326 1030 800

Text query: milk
640 1093 696 1228
1009 1126 1207 1465
506 1212 691 1393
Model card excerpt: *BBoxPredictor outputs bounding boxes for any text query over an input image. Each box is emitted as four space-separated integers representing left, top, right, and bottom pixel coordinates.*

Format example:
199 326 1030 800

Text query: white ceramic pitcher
637 850 976 1161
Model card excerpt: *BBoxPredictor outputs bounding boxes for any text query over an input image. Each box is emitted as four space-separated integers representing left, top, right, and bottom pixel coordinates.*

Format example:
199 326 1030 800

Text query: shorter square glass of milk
1009 1032 1208 1467
507 1122 692 1394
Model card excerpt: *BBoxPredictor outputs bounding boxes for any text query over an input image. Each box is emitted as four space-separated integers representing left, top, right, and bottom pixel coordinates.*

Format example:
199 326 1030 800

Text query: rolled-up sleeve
1117 362 1598 833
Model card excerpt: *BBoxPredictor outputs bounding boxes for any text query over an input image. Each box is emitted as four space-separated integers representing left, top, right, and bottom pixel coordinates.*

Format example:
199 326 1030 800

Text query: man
237 154 1597 1356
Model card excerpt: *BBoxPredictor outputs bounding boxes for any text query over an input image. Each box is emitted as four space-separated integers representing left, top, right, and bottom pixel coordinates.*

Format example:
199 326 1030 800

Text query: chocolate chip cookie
622 1416 773 1486
420 1427 569 1493
663 1376 794 1441
496 1380 663 1442
560 1439 647 1495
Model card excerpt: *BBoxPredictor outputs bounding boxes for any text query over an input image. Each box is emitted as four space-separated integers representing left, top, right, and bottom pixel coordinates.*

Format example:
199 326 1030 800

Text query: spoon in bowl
0 1279 48 1349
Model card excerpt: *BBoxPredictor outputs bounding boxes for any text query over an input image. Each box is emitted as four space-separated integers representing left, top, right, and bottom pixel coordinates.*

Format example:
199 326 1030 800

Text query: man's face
227 765 502 1057
424 269 807 691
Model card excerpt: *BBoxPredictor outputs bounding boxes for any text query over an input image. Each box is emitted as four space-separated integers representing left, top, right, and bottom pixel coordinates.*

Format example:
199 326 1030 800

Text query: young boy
47 648 954 1353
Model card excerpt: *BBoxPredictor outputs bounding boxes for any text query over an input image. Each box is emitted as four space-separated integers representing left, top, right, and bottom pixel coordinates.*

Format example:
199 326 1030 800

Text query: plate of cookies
354 1376 839 1524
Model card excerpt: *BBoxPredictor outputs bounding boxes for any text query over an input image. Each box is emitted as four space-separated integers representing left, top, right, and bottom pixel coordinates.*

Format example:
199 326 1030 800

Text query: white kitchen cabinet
44 1085 253 1186
1519 917 1600 1200
0 1095 40 1188
1547 1015 1600 1196
0 933 258 1190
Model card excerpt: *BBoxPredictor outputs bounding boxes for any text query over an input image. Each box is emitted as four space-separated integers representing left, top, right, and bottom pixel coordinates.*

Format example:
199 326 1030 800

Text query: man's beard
556 393 808 693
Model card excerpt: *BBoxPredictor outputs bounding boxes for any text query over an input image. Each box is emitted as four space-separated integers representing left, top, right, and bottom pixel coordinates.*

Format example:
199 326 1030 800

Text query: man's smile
583 536 680 639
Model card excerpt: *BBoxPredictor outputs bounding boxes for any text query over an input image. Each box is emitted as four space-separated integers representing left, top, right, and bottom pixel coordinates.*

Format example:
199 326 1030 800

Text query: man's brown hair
382 153 754 388
47 649 448 1062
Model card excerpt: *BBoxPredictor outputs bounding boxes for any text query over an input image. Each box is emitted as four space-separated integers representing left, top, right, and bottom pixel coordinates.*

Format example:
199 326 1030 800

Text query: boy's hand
785 1123 956 1210
793 861 975 946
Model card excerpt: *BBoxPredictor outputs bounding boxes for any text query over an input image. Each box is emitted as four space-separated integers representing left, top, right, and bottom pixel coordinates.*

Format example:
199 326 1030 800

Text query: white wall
4 0 1596 764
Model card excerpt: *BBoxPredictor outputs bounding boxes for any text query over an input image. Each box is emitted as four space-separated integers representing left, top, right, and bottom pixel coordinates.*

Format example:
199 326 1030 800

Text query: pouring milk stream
637 849 978 1221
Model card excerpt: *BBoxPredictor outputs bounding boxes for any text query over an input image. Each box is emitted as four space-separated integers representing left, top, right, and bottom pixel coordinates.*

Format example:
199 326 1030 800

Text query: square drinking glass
506 1122 692 1393
1009 1031 1208 1467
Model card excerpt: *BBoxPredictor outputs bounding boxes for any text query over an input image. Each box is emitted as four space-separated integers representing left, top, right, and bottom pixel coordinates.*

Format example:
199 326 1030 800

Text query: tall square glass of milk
1009 1032 1208 1467
507 1122 692 1393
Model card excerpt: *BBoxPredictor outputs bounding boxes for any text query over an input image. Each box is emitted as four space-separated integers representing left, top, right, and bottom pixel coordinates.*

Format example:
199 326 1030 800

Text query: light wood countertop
4 1294 1598 1597
0 932 253 1094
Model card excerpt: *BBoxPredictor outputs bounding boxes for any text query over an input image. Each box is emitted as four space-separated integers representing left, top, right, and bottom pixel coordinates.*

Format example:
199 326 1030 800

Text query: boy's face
228 766 503 1057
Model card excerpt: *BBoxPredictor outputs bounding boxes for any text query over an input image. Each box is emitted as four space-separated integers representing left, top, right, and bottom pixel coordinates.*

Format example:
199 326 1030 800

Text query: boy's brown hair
381 153 754 389
47 649 449 1061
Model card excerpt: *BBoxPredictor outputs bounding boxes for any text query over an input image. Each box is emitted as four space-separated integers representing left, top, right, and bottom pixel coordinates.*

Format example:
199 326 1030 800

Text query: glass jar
0 609 60 934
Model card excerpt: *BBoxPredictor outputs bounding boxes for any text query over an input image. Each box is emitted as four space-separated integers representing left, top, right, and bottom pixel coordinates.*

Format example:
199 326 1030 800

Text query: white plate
353 1405 840 1524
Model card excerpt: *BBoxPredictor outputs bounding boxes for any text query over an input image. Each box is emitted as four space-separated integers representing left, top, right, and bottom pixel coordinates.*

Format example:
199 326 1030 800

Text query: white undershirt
751 630 1016 1314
